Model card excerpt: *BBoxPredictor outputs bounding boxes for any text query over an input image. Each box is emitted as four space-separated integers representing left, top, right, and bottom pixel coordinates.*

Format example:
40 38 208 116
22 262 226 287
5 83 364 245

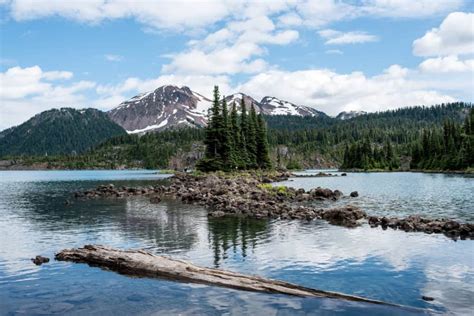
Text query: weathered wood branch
55 245 414 309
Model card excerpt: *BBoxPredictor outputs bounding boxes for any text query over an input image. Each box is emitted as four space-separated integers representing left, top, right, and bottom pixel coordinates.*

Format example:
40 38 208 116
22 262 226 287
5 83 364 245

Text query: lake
0 170 473 315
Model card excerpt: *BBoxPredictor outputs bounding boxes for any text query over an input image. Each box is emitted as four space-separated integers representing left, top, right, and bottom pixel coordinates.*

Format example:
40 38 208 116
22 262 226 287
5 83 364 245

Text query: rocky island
75 171 474 240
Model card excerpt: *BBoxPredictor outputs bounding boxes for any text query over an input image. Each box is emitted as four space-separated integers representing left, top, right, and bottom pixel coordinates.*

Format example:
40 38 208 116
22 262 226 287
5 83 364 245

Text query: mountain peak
109 85 210 134
260 96 325 117
108 85 328 133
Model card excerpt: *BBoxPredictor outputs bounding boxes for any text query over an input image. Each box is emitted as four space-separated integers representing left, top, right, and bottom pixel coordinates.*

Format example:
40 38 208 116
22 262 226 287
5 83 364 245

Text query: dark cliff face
0 108 126 156
108 85 210 134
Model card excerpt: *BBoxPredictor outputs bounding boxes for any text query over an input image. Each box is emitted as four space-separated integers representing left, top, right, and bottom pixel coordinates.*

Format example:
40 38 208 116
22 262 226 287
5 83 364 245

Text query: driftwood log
55 245 416 310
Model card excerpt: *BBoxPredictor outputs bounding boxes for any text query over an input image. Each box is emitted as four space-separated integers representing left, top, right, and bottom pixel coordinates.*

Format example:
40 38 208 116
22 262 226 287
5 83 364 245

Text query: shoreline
1 163 472 175
337 168 473 175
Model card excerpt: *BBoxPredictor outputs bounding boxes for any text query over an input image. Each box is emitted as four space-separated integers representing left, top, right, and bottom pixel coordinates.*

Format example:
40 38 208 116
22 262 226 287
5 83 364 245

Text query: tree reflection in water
207 216 269 267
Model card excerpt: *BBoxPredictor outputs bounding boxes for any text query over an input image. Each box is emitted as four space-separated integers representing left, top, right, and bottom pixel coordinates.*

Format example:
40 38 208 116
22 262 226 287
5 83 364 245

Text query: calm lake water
0 170 473 315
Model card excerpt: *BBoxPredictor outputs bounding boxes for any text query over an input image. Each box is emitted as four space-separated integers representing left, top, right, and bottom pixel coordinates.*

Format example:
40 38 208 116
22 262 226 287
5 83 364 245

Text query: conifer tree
230 102 245 168
196 86 223 171
219 97 233 170
246 104 258 168
256 113 272 169
240 99 251 168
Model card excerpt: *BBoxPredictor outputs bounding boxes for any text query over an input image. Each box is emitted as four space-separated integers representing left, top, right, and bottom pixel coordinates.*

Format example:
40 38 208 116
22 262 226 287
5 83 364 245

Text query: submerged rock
422 296 435 301
350 191 359 197
150 196 162 204
31 255 49 265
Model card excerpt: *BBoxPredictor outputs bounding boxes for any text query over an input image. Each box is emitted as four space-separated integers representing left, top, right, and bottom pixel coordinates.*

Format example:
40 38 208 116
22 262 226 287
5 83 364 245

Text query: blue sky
0 0 473 130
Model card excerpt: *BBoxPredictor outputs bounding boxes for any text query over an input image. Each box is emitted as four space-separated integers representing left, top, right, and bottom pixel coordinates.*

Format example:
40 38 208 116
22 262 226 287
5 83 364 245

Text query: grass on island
257 183 290 196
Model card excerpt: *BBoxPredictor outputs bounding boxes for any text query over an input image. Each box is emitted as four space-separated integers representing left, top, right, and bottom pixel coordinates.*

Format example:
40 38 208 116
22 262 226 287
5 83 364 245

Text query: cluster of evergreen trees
196 86 271 171
341 139 399 170
410 109 473 170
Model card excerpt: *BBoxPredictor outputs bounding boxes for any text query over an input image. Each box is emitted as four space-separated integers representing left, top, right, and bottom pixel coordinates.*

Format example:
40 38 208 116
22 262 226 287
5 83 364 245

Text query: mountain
224 93 261 111
259 96 326 117
108 85 210 134
109 85 328 133
0 108 126 157
336 111 367 120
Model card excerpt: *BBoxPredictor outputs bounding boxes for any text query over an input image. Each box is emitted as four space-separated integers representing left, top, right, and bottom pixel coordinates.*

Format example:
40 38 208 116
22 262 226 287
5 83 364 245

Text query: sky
0 0 473 130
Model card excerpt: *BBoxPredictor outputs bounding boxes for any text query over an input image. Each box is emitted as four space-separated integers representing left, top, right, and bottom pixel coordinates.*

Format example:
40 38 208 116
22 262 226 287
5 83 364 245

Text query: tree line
196 86 271 171
410 109 473 170
9 102 471 171
341 139 399 170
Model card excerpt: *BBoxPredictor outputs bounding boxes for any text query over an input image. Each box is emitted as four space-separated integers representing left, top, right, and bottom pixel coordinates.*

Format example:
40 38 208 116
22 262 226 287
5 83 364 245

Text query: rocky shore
74 172 473 239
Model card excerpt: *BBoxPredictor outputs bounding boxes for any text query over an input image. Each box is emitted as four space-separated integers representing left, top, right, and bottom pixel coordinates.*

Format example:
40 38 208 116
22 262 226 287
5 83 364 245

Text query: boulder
321 206 366 228
31 255 49 265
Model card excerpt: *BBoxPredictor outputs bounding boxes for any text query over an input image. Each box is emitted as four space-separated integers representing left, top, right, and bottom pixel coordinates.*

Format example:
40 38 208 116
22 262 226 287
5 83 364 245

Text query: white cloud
360 0 465 18
163 16 298 75
0 66 95 130
2 0 464 32
319 29 378 45
6 0 235 31
277 12 303 27
237 65 459 116
294 0 464 28
419 55 474 73
0 66 79 99
413 12 474 57
295 0 357 28
104 54 123 62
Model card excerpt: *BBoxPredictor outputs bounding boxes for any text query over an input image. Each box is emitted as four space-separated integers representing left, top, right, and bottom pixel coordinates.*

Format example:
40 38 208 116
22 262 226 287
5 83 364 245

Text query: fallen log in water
55 245 414 310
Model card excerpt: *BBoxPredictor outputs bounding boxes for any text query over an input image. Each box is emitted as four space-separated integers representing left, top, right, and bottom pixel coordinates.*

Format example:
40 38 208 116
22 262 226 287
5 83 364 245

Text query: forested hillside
0 108 126 156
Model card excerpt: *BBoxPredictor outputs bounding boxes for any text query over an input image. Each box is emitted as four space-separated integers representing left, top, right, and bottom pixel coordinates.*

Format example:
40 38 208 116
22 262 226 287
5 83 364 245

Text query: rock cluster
163 173 362 227
74 184 165 199
368 215 474 239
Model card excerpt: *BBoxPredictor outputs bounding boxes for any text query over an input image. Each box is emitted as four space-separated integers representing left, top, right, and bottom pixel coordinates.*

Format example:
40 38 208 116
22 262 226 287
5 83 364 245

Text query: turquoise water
0 170 473 315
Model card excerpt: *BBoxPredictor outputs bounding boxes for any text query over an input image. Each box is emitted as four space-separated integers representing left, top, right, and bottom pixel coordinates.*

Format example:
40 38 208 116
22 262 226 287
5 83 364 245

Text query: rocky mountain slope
108 85 211 134
0 108 126 156
108 85 329 134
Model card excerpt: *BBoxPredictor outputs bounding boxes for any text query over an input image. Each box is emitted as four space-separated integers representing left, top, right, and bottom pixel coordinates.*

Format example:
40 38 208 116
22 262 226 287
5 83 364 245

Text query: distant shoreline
338 168 474 175
1 161 472 175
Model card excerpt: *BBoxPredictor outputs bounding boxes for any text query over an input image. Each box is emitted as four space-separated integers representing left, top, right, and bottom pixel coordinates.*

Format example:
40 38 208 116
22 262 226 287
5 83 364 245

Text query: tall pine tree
219 97 233 170
196 86 223 171
246 104 258 168
256 113 272 169
230 102 245 169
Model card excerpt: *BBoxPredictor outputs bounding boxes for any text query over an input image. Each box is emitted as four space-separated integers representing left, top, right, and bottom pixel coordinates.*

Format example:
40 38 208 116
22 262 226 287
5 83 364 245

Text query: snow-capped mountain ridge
259 96 324 117
108 85 210 134
108 85 330 134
